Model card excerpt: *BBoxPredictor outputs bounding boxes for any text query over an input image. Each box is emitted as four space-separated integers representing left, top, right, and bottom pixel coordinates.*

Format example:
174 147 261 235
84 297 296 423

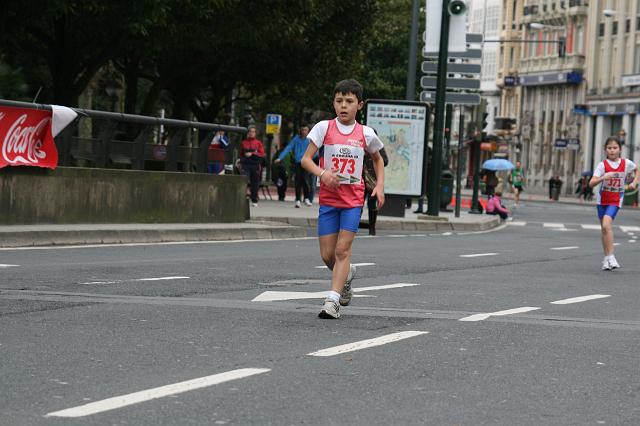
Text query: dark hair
604 136 621 149
334 79 363 102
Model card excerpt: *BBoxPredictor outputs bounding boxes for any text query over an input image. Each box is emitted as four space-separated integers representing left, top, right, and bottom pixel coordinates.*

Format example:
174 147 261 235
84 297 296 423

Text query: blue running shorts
317 206 362 236
597 204 620 220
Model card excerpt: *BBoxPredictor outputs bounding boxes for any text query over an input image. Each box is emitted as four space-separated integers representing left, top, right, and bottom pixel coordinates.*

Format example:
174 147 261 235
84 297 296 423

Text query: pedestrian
207 130 229 174
484 170 498 197
239 125 265 207
509 161 525 206
301 79 385 319
485 191 509 220
362 147 388 235
275 125 314 207
549 174 563 200
589 136 639 270
271 143 291 201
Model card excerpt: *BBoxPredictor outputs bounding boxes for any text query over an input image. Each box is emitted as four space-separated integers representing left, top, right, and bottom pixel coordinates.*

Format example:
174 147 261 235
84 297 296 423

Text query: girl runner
589 137 639 270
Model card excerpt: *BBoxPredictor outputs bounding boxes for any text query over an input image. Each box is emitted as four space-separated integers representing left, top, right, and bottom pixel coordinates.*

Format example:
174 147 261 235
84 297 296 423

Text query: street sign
420 91 481 105
421 62 481 74
421 76 480 90
423 48 482 59
265 114 281 134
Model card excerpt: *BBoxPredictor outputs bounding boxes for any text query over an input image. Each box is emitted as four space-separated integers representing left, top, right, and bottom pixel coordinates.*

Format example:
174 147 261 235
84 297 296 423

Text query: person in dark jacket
362 147 388 235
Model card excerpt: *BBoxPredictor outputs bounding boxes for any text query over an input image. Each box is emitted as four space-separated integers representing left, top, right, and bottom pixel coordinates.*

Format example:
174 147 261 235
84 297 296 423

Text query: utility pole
406 0 420 101
426 0 452 216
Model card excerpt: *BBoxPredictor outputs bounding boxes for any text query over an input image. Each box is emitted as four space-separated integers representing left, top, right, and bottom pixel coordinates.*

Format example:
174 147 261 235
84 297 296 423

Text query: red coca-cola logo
1 113 51 165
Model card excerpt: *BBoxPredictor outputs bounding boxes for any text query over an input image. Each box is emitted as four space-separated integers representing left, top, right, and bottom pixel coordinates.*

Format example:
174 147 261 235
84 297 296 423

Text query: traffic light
558 36 566 58
448 0 467 15
481 112 489 130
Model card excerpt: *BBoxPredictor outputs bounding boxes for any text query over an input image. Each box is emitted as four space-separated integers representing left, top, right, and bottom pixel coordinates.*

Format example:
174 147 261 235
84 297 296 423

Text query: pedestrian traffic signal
558 36 566 58
448 0 467 16
481 112 489 130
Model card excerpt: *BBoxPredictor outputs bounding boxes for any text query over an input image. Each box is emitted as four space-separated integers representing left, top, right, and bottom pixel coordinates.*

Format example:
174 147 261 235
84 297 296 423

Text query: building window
612 21 618 35
626 19 631 33
635 43 640 73
599 22 605 37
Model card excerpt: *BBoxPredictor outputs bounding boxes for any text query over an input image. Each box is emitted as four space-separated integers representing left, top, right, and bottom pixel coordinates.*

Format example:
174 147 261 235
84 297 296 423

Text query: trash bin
623 187 638 206
440 169 454 211
551 185 561 201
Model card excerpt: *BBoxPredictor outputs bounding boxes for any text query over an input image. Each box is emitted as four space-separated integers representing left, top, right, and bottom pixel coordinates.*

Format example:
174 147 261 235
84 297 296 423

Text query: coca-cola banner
0 105 77 169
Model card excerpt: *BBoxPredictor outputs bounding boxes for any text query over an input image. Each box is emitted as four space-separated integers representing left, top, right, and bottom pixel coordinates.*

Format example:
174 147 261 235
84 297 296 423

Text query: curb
0 222 308 248
253 215 501 232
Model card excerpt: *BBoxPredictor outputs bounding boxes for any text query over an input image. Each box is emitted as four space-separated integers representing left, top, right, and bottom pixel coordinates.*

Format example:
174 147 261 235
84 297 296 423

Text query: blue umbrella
482 158 515 171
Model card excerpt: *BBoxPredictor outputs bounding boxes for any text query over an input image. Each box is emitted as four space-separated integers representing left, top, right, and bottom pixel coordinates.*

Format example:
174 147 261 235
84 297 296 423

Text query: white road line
0 264 19 268
459 307 540 322
543 223 565 228
307 331 428 357
387 234 407 238
45 368 270 418
409 234 426 237
252 283 419 302
550 246 579 251
550 294 611 305
620 226 640 232
314 262 375 269
581 224 601 230
507 221 527 226
629 240 637 243
614 242 621 246
81 276 190 285
459 253 497 258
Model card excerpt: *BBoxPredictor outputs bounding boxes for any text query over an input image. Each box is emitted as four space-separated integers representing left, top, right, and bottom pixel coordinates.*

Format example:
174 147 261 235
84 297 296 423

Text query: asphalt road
1 201 640 425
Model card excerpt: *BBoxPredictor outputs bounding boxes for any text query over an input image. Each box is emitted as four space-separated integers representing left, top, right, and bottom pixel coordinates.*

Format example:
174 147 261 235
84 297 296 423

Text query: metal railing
0 99 247 173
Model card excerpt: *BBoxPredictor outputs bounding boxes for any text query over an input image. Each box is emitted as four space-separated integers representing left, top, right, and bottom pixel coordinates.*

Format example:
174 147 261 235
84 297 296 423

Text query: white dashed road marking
45 368 270 418
507 221 527 226
550 246 579 251
314 262 375 269
307 331 428 357
459 253 497 258
0 264 19 268
81 276 189 285
459 307 540 322
581 224 601 230
550 294 611 305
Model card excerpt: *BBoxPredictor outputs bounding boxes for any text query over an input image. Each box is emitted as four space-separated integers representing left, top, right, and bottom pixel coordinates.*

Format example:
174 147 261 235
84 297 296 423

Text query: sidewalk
0 189 501 248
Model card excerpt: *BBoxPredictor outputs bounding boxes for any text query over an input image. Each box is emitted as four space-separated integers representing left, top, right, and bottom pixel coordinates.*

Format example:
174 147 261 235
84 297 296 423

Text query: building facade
517 0 588 193
583 0 640 173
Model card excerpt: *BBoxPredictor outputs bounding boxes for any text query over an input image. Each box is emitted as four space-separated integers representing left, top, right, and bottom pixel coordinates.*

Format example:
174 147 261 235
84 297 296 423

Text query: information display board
365 100 429 196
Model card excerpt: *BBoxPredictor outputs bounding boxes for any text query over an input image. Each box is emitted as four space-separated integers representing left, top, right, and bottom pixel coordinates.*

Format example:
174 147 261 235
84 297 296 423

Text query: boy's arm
301 143 339 189
370 151 385 208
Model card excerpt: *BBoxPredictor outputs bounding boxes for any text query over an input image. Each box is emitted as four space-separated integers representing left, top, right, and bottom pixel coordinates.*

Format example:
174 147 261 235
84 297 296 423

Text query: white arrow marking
0 264 19 268
314 262 375 269
551 294 610 305
459 253 497 258
550 246 579 250
45 368 270 418
252 283 420 302
307 331 428 357
459 307 540 322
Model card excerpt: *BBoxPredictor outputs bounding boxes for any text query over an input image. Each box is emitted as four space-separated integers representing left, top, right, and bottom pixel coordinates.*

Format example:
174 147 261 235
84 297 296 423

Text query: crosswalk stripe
307 331 428 357
459 307 540 322
45 368 270 418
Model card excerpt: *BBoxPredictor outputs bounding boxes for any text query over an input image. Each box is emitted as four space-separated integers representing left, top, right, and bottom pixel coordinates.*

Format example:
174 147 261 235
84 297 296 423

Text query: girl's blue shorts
317 206 362 236
597 204 620 220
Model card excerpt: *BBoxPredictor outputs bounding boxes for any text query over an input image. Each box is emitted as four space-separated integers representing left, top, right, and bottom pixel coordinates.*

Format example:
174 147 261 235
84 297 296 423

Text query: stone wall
0 167 247 224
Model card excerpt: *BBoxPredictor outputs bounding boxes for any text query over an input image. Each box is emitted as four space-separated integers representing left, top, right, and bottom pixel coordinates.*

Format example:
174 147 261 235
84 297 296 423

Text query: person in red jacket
239 125 265 206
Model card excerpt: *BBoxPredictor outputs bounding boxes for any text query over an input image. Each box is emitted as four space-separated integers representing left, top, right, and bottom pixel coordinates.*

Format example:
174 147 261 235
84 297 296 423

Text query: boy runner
301 79 385 319
509 161 525 207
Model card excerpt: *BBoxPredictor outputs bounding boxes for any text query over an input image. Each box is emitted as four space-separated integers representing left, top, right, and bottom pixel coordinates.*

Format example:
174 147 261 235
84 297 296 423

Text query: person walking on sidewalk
239 126 265 207
301 79 385 319
509 161 525 206
275 125 314 208
362 147 388 235
589 136 639 270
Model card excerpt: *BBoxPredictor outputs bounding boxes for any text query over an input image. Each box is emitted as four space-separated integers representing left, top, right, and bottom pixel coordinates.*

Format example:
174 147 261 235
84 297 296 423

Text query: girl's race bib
603 172 625 193
324 143 364 184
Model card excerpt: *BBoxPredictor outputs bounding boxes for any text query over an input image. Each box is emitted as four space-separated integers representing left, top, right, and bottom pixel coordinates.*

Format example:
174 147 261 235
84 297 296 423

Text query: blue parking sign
266 114 282 134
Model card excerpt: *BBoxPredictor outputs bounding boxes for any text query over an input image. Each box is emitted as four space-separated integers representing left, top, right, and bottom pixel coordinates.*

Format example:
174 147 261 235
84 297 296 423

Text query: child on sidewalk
301 79 385 319
589 136 639 270
485 191 510 220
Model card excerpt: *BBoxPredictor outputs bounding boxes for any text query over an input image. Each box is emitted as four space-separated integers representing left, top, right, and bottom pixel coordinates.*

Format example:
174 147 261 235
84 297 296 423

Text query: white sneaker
318 298 340 319
304 198 312 206
295 200 301 208
609 256 620 269
602 258 612 271
251 202 258 207
339 264 356 306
